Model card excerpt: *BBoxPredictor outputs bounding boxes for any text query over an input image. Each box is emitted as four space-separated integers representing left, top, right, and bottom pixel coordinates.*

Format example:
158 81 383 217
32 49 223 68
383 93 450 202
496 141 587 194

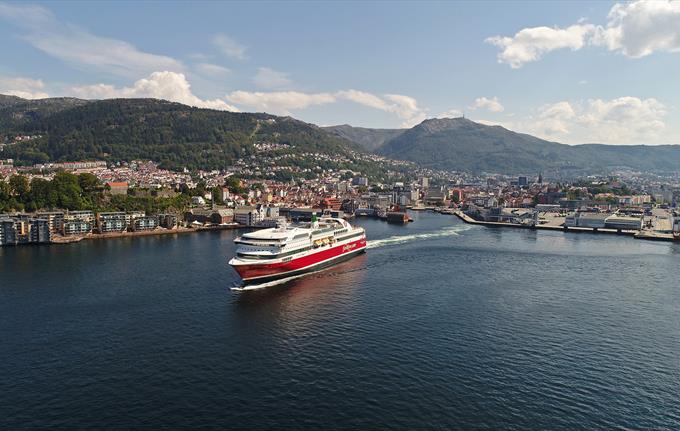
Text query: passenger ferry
229 216 367 284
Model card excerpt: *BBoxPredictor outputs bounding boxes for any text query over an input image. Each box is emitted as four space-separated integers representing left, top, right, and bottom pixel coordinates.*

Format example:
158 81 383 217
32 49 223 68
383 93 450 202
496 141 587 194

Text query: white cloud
336 89 390 110
0 2 51 24
486 24 595 68
194 63 231 77
70 71 239 111
383 94 427 127
333 90 426 126
471 96 504 113
253 67 291 89
487 1 680 67
594 0 680 58
437 109 463 118
0 3 183 78
225 90 335 113
522 97 667 144
213 34 247 60
532 101 576 135
226 89 426 127
0 76 49 99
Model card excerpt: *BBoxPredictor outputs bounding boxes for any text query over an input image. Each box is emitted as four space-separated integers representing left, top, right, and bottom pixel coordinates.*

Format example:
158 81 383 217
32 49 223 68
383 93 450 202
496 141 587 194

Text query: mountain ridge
335 117 680 174
2 94 680 175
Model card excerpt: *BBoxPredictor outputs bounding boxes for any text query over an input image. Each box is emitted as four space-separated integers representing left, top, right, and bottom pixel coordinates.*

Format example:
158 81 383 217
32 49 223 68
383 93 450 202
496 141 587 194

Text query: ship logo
343 243 357 252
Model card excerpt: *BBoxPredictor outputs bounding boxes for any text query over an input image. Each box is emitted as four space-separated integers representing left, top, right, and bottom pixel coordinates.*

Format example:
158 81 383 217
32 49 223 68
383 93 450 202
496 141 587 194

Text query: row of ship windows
335 231 363 242
237 232 363 260
237 246 312 260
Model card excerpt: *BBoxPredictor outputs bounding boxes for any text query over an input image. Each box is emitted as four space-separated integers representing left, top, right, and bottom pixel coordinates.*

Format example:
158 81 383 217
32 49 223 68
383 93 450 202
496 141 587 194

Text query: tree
28 178 53 209
0 181 11 211
226 176 245 194
51 171 83 210
9 175 29 197
78 173 100 194
212 186 224 204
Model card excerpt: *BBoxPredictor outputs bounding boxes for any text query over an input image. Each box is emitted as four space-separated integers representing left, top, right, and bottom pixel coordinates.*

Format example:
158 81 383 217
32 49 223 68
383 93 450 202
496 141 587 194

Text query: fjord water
1 212 679 430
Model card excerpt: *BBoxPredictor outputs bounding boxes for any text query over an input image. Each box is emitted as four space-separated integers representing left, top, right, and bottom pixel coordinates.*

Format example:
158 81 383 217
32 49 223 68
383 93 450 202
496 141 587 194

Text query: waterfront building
63 220 93 236
158 214 178 229
29 219 51 244
423 189 447 206
234 206 261 226
37 212 65 233
604 215 644 231
97 212 128 233
212 209 234 224
131 216 158 231
0 218 17 245
260 205 279 219
184 209 214 225
359 193 392 210
125 211 146 227
565 212 608 229
66 211 95 224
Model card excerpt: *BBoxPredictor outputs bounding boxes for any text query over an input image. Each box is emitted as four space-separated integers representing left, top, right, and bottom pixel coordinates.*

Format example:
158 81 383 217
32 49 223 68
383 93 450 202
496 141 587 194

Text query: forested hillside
0 97 357 170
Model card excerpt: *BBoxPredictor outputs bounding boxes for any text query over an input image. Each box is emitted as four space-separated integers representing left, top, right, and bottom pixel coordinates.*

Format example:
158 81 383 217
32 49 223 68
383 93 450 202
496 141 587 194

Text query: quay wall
451 210 674 242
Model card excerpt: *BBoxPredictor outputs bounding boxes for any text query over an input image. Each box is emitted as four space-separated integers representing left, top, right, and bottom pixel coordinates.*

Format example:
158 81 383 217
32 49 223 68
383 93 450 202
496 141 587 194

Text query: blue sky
1 0 679 144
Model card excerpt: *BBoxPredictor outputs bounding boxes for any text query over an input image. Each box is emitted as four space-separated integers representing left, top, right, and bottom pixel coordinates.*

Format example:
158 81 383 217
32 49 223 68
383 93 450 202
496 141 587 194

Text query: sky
1 0 680 145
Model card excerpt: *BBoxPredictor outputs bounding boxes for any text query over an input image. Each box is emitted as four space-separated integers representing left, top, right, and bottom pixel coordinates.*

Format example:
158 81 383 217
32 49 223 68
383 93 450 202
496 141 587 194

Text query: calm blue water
1 211 679 430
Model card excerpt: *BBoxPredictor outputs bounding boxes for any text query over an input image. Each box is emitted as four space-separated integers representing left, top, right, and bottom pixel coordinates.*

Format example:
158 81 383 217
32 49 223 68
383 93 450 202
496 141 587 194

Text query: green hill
0 95 90 130
0 96 358 170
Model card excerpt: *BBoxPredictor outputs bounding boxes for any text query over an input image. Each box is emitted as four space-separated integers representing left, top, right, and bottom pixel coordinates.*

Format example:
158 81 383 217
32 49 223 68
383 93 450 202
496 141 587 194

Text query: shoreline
451 209 675 243
49 224 246 244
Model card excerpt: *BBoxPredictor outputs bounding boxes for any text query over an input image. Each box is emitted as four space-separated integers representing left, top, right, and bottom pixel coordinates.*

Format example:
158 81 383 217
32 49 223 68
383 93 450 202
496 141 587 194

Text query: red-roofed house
107 182 129 196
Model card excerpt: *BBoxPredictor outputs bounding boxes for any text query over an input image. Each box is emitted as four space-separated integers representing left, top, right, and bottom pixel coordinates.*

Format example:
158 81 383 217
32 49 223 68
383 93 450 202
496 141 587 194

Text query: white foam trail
230 268 326 291
366 225 472 249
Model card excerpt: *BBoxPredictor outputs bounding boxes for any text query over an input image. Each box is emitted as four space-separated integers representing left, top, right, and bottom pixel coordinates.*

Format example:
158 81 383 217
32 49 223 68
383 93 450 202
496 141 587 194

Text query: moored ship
229 216 367 285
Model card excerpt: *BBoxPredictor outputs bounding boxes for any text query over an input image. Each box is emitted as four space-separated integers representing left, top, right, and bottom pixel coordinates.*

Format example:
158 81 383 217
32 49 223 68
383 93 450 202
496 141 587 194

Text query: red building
106 181 129 196
320 197 342 210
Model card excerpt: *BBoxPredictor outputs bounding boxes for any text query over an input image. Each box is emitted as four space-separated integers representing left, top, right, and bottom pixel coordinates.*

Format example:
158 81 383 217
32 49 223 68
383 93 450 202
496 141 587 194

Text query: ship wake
366 225 473 249
230 268 328 291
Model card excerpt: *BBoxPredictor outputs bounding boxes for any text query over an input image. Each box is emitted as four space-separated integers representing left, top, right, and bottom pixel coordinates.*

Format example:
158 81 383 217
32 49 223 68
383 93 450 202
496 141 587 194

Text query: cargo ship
229 216 367 284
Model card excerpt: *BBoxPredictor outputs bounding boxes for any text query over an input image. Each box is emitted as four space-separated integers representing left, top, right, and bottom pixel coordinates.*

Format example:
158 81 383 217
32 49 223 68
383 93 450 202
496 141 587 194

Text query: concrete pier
451 210 674 242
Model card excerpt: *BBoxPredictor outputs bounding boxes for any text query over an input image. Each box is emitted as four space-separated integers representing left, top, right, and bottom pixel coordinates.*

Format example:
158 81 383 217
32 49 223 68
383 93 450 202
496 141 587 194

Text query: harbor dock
451 209 675 242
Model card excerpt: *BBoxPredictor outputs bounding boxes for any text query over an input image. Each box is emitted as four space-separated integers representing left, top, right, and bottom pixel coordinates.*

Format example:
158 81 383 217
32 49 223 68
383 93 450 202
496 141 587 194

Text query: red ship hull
233 237 367 284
